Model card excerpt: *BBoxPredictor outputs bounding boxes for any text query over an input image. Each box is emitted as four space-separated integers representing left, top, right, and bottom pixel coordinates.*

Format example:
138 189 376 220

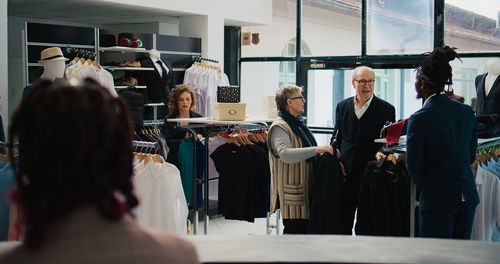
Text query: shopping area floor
192 212 358 236
193 212 283 235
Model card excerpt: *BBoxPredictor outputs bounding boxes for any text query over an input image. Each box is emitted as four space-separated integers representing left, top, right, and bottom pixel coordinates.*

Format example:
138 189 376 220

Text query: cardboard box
214 102 246 121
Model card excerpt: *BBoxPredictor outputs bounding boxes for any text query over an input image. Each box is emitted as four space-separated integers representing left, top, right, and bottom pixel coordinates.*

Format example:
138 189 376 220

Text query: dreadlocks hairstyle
8 78 138 249
416 45 462 93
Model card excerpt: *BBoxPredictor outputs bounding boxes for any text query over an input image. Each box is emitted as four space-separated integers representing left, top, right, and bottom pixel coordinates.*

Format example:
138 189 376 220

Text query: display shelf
166 116 273 125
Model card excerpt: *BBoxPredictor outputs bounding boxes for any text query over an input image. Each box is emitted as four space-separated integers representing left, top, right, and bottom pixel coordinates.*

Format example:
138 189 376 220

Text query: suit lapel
485 74 500 100
359 96 378 121
146 57 162 82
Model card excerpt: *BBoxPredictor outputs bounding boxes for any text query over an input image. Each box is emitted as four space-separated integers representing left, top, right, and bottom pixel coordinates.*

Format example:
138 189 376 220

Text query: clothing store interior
0 0 500 263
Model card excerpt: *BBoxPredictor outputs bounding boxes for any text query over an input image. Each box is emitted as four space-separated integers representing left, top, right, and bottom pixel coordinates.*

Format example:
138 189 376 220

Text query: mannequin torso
485 58 500 97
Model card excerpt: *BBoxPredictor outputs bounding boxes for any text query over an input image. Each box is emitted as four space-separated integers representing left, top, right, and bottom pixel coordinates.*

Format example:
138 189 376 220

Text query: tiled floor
193 212 283 235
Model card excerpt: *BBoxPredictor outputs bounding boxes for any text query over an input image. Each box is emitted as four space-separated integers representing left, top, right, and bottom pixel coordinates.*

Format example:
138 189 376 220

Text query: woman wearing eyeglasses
331 66 396 235
267 84 334 234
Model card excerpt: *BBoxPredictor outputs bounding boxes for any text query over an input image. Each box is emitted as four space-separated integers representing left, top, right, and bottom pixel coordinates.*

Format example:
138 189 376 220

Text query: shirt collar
354 94 374 109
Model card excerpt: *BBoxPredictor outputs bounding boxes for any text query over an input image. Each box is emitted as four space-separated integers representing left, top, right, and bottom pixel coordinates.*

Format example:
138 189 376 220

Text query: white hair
352 66 375 80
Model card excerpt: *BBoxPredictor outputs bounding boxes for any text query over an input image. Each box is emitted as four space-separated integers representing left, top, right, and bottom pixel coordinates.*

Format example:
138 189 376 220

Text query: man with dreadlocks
406 45 479 239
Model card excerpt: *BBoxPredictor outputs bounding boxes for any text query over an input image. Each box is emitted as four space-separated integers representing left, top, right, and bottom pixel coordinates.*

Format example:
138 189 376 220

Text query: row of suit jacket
308 153 410 236
210 141 270 222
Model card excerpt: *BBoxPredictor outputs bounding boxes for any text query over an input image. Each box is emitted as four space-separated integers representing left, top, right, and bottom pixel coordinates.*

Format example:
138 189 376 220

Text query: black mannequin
139 49 174 120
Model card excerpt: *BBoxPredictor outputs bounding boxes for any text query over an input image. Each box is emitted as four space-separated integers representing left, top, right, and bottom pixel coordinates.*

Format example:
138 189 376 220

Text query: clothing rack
65 47 97 59
132 140 159 153
143 119 165 127
0 141 18 155
165 117 272 235
191 55 219 64
476 136 500 155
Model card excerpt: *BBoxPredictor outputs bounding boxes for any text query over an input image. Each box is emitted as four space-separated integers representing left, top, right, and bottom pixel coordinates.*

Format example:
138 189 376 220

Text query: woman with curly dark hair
164 84 203 170
405 46 479 239
0 79 199 264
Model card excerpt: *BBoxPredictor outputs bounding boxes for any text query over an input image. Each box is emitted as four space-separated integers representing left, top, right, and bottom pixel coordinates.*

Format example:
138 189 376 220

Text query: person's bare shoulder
142 228 200 264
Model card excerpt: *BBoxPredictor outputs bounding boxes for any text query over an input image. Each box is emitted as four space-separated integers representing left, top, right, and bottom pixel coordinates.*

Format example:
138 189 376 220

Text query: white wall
3 0 274 124
103 21 180 36
99 0 272 26
1 1 8 134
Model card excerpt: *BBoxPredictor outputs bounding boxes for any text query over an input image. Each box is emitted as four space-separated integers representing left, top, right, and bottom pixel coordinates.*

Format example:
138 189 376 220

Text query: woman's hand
315 145 334 155
375 151 386 161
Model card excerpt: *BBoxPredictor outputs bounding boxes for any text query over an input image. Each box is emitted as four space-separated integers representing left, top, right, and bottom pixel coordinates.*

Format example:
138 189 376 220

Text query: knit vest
268 117 311 219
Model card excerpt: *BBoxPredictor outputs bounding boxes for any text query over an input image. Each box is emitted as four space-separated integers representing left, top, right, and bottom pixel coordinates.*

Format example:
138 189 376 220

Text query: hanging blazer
355 160 410 236
140 57 174 106
307 153 346 234
267 117 312 219
332 96 395 178
406 94 479 212
475 73 500 116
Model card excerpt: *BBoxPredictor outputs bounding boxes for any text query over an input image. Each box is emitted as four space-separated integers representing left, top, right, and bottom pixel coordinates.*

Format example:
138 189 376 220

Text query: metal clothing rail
166 117 272 235
132 140 159 152
191 55 219 64
65 47 97 59
476 136 500 155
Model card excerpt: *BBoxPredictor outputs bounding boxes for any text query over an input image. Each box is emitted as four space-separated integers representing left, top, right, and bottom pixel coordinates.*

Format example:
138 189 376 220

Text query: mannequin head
149 49 160 61
38 47 68 81
486 58 500 75
40 60 66 81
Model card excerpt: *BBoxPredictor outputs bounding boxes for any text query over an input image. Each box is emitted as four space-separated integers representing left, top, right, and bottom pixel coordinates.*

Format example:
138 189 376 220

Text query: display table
166 116 274 125
189 234 500 263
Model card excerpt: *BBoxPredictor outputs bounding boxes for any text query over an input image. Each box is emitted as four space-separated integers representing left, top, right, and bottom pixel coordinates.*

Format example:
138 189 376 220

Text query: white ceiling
8 0 191 25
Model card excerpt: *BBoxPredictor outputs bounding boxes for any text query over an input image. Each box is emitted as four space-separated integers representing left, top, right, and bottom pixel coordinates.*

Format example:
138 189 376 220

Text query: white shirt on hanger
471 163 500 241
133 157 188 234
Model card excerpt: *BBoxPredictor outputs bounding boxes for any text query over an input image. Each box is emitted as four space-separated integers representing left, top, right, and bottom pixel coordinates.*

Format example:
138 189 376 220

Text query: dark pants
419 202 476 239
283 219 308 234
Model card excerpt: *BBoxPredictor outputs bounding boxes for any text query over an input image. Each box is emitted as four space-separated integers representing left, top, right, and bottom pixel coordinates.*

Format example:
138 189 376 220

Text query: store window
278 38 312 87
241 0 296 57
449 57 492 109
367 0 434 55
302 0 361 56
444 0 500 53
241 61 283 117
306 67 421 130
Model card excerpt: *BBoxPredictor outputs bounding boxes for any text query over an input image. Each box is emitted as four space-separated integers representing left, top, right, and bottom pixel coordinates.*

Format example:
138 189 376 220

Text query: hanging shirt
133 157 188 234
471 164 500 241
0 161 15 241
